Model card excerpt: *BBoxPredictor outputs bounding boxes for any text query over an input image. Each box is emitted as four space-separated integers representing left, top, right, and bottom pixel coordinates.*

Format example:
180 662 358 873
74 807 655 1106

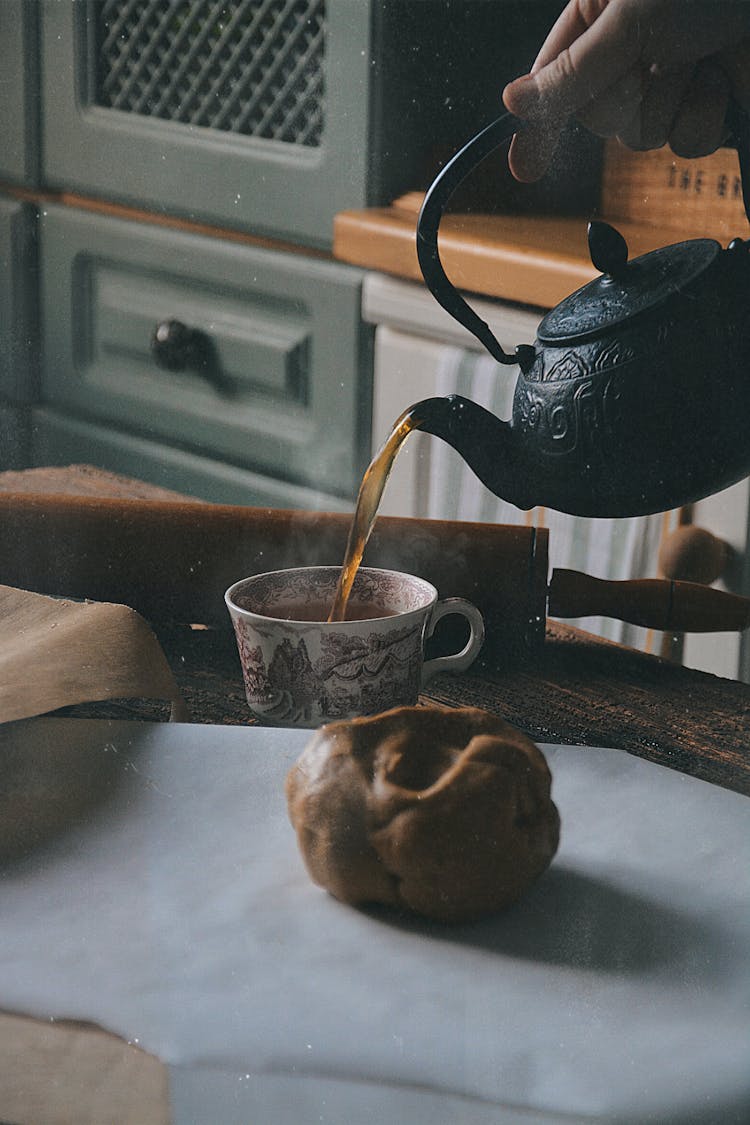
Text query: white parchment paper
1 717 748 1123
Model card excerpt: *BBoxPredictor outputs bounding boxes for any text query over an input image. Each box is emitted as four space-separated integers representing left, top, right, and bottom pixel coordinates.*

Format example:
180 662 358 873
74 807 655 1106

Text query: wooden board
59 618 750 798
601 140 749 241
0 492 549 665
333 193 699 307
0 1011 169 1125
0 463 201 501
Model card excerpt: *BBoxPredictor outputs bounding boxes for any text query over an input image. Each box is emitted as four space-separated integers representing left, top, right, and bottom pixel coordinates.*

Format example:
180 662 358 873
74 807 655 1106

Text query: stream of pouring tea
328 406 423 622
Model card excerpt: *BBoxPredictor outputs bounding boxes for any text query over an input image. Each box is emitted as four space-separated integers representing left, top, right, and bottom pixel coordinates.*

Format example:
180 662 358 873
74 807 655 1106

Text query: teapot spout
411 395 534 511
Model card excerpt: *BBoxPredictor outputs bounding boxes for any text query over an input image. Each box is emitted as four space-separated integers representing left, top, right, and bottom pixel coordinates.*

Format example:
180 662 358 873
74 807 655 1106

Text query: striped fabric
422 347 677 651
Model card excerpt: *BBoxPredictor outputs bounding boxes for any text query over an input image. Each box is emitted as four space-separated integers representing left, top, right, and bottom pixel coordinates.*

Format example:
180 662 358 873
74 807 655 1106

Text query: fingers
503 0 640 181
504 72 566 181
502 3 750 181
576 65 645 137
668 59 731 157
581 58 729 156
717 39 750 113
507 1 640 122
506 123 560 183
529 0 611 73
616 64 695 150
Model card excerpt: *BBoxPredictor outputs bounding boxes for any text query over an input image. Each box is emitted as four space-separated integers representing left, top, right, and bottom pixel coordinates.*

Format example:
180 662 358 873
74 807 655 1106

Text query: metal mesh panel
94 0 326 146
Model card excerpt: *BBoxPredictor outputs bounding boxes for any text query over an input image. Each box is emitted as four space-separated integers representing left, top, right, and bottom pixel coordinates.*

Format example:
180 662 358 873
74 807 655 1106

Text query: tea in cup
225 566 484 728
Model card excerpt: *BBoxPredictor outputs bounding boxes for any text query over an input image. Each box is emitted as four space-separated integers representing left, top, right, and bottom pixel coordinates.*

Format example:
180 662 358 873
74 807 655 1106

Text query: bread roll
286 706 560 922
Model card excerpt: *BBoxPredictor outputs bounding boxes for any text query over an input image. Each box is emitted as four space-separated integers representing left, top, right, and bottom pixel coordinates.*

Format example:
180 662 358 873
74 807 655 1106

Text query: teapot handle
416 111 535 370
418 101 750 367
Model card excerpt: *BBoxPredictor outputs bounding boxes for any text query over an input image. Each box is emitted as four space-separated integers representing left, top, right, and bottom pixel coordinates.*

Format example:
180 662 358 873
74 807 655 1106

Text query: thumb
505 5 639 122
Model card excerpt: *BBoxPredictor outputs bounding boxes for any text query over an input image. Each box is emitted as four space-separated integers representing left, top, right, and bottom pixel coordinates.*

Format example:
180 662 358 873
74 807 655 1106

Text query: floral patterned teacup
225 566 484 728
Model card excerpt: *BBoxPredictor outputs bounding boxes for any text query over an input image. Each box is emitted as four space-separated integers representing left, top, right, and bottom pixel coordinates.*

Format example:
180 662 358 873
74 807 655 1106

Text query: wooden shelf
333 193 713 310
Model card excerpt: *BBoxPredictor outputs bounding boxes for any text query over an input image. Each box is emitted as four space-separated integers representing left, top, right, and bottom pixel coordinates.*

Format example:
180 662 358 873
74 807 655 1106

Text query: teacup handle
421 597 485 685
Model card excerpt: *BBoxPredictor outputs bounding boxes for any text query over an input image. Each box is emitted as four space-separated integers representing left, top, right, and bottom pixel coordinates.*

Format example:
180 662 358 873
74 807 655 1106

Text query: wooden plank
334 205 596 306
56 615 750 797
601 140 749 240
0 493 549 663
334 198 686 308
0 463 200 500
0 1011 169 1125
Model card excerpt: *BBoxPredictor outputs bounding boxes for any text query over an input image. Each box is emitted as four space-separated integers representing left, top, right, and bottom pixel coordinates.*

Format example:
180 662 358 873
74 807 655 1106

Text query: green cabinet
30 407 355 508
0 197 37 403
0 196 37 469
0 1 40 185
39 0 397 248
38 204 371 502
20 1 580 504
38 1 576 248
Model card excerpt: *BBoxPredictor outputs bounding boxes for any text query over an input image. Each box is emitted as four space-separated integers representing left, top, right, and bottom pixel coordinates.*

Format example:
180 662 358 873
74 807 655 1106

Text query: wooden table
3 466 749 797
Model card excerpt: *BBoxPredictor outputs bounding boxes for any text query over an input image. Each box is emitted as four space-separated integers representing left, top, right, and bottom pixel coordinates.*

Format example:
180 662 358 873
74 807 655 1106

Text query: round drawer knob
150 319 201 372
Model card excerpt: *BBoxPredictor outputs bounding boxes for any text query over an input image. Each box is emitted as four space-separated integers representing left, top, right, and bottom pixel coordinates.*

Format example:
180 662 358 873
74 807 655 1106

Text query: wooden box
601 139 748 241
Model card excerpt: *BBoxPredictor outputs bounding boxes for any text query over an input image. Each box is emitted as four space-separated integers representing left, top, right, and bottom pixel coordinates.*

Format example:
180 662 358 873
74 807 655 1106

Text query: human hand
502 0 750 181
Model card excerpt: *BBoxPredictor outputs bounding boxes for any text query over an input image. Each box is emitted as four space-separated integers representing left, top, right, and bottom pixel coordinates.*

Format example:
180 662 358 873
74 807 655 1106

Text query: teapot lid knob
588 220 629 276
537 233 720 344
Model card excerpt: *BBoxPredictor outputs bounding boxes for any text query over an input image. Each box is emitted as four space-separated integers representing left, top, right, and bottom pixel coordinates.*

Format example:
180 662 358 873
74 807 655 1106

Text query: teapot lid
537 224 720 344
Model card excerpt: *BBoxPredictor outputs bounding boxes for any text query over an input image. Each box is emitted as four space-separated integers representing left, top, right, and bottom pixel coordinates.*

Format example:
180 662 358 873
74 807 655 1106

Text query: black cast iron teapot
413 108 750 518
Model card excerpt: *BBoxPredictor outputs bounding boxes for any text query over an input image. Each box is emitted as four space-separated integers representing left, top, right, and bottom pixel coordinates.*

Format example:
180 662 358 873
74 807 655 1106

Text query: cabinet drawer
0 404 30 472
0 196 38 404
39 205 371 498
31 407 354 511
